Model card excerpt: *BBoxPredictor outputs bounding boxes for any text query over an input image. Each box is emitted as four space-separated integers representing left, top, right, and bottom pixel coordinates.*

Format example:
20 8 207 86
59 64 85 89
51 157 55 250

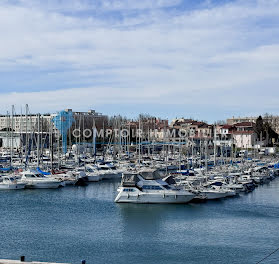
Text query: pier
0 260 70 264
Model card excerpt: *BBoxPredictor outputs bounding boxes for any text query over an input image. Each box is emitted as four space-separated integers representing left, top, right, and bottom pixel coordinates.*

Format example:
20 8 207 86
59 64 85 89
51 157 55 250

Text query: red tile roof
234 122 255 127
221 125 233 129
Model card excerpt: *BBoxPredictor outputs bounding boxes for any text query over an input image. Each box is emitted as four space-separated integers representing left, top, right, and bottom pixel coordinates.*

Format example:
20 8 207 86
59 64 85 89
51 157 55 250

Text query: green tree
254 116 264 140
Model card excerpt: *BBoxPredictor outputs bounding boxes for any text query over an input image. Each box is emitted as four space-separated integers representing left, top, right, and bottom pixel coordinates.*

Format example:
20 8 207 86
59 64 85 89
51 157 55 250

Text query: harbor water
0 179 279 264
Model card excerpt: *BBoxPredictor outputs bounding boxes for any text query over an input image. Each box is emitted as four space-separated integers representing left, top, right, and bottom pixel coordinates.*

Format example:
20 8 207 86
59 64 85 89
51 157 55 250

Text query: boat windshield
122 173 139 187
25 174 36 178
142 185 163 190
99 167 109 170
36 173 46 178
140 170 162 180
25 173 45 178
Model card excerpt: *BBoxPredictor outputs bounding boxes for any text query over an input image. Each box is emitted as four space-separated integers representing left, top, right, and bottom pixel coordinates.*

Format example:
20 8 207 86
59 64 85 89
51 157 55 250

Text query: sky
0 0 279 123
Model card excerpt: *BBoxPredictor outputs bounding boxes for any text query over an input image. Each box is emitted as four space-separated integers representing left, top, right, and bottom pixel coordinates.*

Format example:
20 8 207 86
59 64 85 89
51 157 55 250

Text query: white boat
51 171 77 185
226 183 245 193
199 186 236 200
0 176 26 190
19 169 61 189
85 165 101 182
115 169 195 204
96 162 121 180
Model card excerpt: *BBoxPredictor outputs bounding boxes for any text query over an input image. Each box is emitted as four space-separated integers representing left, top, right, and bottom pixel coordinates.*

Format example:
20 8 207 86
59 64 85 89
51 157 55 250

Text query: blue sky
0 0 279 123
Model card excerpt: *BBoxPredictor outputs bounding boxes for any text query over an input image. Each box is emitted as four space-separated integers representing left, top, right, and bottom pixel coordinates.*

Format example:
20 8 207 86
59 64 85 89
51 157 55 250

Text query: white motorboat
199 187 235 200
19 169 62 189
115 169 195 204
98 162 122 179
51 171 77 185
226 183 245 193
0 176 26 190
85 165 101 182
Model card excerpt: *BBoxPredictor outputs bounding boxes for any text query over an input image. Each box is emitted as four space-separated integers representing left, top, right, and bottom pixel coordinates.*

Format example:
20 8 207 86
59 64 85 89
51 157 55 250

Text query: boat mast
20 106 23 166
37 113 40 167
214 125 216 166
10 105 14 168
50 119 53 171
25 104 28 166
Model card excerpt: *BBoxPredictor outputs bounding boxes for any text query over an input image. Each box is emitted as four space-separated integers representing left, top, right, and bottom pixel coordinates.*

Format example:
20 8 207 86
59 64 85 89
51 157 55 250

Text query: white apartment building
0 114 54 133
233 131 256 149
0 109 108 148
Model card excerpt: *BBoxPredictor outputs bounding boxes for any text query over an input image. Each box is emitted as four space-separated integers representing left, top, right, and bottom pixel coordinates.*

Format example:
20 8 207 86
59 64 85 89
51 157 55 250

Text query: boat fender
163 193 165 198
175 195 177 199
127 193 130 199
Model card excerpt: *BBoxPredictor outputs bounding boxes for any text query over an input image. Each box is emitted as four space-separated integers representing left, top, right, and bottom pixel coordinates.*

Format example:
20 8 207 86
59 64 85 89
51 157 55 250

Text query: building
227 116 279 134
214 124 235 148
215 122 257 149
232 122 256 148
213 122 258 150
0 109 108 148
234 122 254 132
127 118 169 141
0 114 54 133
171 119 213 139
0 113 54 148
233 131 256 149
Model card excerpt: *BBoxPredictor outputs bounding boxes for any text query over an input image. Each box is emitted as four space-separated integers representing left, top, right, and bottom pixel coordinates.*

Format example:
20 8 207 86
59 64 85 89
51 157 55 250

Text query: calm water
1 179 279 264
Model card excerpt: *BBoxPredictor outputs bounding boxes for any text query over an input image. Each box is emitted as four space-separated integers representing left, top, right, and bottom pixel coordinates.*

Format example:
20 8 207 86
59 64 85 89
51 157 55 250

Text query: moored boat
115 169 195 204
0 176 26 190
19 169 62 189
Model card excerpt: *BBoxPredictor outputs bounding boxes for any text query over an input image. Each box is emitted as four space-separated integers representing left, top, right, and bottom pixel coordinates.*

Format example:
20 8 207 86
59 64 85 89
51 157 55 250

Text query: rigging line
256 246 279 264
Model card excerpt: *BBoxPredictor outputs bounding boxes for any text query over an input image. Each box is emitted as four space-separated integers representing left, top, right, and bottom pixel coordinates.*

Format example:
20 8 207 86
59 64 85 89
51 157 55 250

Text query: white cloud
0 0 278 119
2 0 182 12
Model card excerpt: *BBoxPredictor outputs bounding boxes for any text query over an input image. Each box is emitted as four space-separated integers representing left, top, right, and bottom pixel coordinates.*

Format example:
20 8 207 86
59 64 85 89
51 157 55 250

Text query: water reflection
118 204 166 231
66 179 120 200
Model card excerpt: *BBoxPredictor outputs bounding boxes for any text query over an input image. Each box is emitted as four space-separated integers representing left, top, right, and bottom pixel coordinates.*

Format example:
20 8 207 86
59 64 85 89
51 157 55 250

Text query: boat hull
101 172 121 180
25 181 61 189
200 191 229 200
0 183 26 190
115 192 194 204
87 174 101 182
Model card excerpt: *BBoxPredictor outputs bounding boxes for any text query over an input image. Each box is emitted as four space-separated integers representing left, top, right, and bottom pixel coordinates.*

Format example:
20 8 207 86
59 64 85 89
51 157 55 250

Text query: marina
1 0 279 263
1 107 279 263
0 176 279 264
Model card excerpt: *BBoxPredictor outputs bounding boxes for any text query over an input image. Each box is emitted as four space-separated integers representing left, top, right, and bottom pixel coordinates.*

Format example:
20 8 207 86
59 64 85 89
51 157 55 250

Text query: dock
0 260 71 264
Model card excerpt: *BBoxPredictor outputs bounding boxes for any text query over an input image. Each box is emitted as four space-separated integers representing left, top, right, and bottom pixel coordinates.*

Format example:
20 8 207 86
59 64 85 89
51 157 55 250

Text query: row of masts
3 105 244 171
